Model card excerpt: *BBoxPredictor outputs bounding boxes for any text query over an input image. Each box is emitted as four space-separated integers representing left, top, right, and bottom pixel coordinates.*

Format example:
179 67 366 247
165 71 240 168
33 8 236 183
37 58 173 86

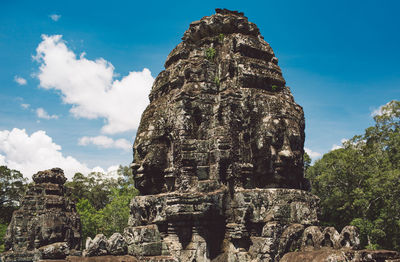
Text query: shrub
205 47 216 60
214 76 220 87
218 33 224 43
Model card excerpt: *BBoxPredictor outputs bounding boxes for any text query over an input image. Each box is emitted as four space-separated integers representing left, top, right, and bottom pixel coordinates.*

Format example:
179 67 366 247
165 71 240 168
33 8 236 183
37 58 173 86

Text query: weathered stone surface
84 234 108 257
131 8 307 196
300 226 323 251
1 168 81 262
66 255 175 262
127 10 311 260
280 249 400 262
38 242 70 259
106 233 128 256
339 226 360 250
128 9 309 261
49 255 140 262
124 225 164 257
121 8 393 262
82 233 130 257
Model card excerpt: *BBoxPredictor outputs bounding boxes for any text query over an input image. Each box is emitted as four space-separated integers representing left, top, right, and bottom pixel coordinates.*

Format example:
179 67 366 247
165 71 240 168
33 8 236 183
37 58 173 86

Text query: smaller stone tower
2 168 81 261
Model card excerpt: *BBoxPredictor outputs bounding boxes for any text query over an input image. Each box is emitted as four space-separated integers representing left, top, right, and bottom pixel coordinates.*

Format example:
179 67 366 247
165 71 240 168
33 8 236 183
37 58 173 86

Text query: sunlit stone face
252 115 304 188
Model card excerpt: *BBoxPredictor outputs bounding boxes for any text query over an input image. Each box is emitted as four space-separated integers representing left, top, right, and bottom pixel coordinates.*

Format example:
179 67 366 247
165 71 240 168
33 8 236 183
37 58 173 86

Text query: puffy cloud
78 135 131 151
0 128 92 179
331 138 348 151
304 147 321 160
36 107 59 119
34 34 153 134
89 165 120 177
49 14 61 21
14 76 27 85
21 103 30 109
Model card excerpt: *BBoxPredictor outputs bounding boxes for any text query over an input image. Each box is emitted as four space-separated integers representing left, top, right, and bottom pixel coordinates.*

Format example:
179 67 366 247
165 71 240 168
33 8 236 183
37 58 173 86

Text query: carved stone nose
137 166 144 173
130 163 140 170
278 149 293 159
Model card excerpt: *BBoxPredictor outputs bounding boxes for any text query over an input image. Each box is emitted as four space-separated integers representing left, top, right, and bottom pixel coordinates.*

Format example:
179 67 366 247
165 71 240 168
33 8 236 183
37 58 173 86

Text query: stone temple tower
124 8 362 262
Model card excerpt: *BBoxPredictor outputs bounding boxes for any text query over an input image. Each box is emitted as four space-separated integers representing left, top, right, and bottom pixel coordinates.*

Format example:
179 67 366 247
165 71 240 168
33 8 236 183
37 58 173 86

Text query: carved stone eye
136 144 146 159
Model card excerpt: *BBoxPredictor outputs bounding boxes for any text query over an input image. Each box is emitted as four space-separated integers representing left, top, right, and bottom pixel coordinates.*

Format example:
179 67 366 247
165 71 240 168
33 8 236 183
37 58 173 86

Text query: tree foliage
71 165 138 245
0 222 7 252
66 171 120 210
0 166 27 223
304 151 311 172
306 100 400 251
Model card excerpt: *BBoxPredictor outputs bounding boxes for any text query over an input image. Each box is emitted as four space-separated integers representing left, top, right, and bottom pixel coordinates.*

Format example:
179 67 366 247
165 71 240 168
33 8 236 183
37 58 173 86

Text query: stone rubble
84 233 128 257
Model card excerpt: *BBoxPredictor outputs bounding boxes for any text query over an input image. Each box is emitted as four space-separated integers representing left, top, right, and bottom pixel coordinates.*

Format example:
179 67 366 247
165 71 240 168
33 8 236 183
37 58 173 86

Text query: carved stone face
132 131 170 195
250 107 304 189
131 9 307 194
267 117 303 187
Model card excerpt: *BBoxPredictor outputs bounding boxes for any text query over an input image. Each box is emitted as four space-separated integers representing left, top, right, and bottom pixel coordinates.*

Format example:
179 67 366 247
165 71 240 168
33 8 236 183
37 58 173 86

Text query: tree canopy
306 100 400 251
66 165 138 246
0 166 27 223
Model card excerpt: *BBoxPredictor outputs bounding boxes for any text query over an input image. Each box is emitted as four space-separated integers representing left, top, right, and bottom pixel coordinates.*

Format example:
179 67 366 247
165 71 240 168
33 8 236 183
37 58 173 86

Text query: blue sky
0 0 399 179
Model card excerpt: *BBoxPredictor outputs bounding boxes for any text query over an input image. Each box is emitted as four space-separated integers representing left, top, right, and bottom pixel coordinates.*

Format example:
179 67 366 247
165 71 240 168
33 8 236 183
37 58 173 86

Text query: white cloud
371 107 384 117
34 34 153 134
89 165 120 177
49 14 61 21
331 138 348 151
36 107 59 119
91 166 105 173
21 103 30 109
78 135 131 151
14 76 27 85
371 101 396 117
107 165 120 173
0 128 91 179
305 147 321 160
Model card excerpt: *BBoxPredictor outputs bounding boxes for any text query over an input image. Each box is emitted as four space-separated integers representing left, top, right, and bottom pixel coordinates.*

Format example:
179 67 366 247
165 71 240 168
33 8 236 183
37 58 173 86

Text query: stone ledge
280 248 400 262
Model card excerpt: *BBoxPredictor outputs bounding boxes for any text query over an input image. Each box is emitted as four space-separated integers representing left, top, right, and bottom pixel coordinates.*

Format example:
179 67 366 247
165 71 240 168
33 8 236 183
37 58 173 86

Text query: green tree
72 166 138 245
76 198 101 245
304 152 311 172
306 100 400 251
66 171 119 210
0 222 7 252
0 166 27 223
97 186 138 237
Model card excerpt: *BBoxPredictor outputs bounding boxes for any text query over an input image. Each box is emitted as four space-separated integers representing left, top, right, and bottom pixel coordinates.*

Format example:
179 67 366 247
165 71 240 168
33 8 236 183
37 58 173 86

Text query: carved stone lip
274 165 286 173
135 172 145 179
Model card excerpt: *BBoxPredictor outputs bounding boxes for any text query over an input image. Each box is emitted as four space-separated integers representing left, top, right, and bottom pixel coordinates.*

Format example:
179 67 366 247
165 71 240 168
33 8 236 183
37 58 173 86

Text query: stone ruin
121 8 399 262
2 8 400 262
1 168 81 261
